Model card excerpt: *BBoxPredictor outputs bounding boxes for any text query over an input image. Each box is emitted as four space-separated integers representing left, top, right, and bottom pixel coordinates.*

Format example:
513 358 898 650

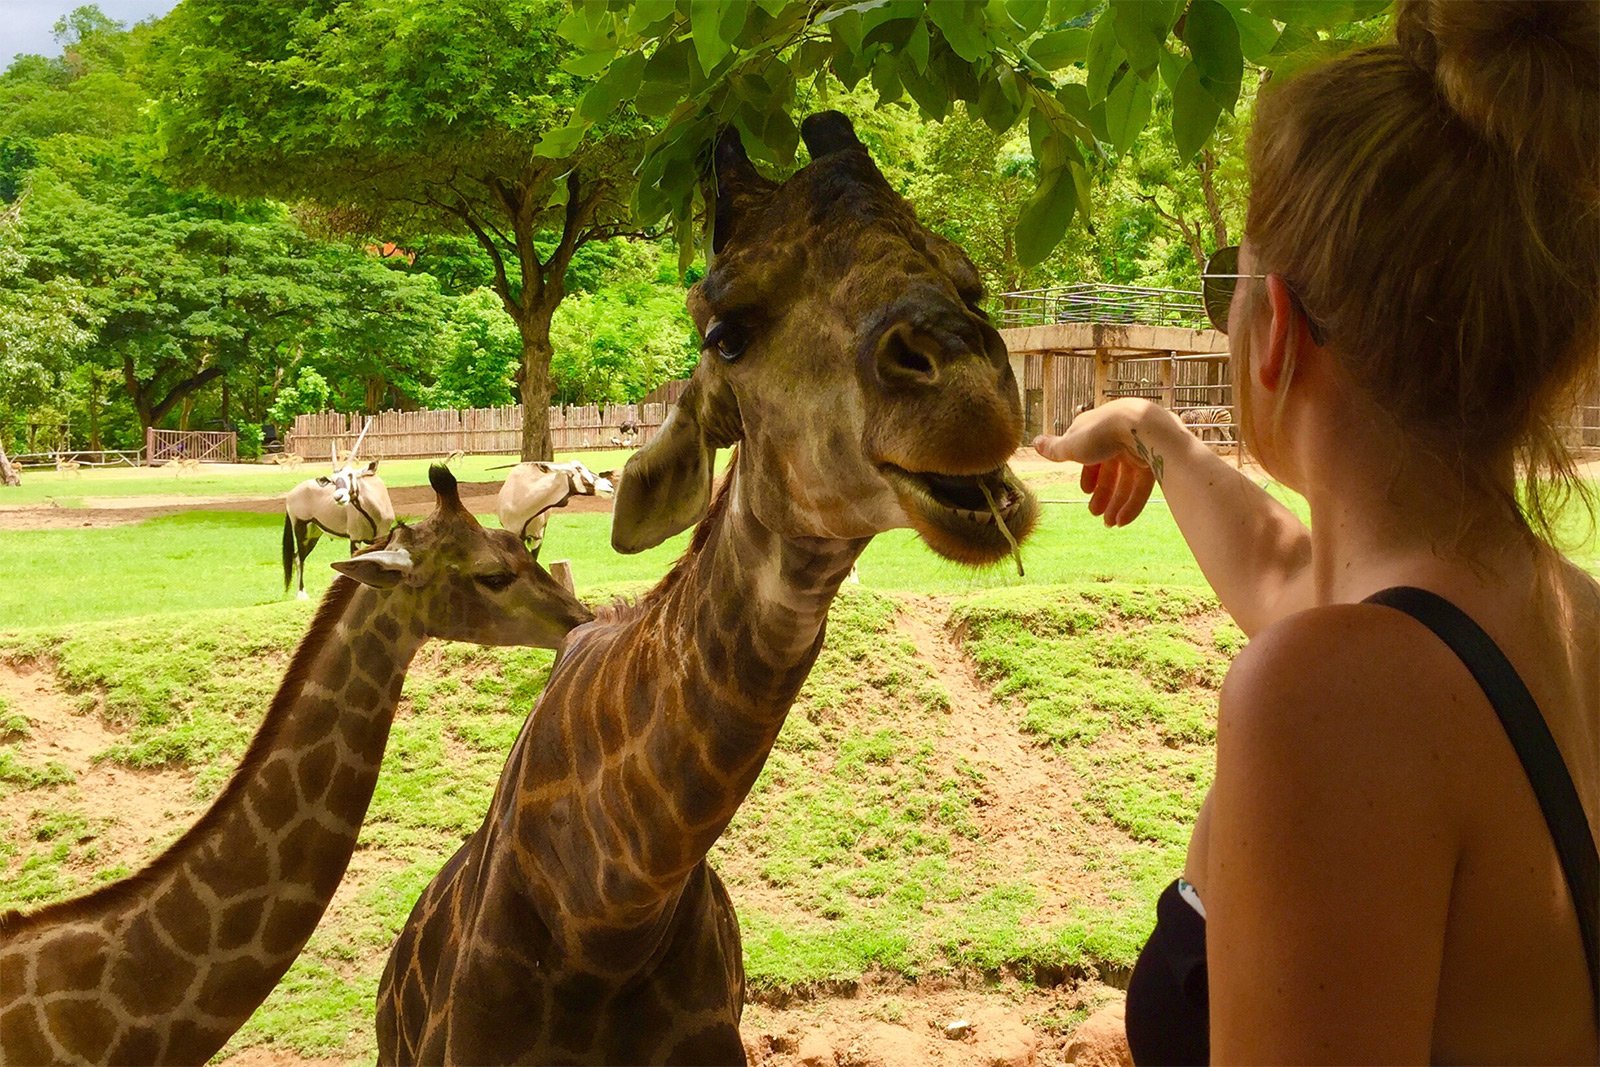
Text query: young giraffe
0 467 591 1065
376 113 1040 1064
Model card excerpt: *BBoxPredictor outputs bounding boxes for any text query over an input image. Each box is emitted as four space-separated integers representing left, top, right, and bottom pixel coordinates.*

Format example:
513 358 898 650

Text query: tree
153 0 656 459
0 205 98 455
560 0 1390 267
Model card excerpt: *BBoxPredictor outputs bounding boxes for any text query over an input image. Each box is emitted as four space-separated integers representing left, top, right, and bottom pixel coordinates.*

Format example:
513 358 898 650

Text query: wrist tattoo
1129 427 1165 484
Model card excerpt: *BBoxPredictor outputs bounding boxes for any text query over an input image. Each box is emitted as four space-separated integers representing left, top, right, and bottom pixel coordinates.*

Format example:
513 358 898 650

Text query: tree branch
148 365 227 426
1137 192 1206 273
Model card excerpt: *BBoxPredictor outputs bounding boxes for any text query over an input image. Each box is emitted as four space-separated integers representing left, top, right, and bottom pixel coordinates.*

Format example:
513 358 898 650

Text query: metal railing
998 284 1209 330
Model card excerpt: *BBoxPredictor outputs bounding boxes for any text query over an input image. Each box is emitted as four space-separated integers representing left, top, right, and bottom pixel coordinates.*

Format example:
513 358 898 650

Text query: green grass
0 462 1595 1060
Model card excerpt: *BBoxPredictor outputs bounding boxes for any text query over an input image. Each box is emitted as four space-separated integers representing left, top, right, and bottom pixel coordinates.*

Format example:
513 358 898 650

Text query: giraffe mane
0 572 366 934
590 463 737 626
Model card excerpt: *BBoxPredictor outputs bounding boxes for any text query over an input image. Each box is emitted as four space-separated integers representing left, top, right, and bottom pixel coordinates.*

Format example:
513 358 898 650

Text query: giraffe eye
475 572 516 591
703 320 747 362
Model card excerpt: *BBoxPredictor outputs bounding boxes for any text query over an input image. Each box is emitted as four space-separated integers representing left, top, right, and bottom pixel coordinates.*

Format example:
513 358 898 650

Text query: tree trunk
1197 149 1230 251
0 442 19 486
88 372 102 452
517 305 557 462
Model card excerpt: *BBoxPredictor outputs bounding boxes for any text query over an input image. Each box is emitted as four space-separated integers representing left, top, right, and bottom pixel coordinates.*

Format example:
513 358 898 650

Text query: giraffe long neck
499 464 866 970
0 580 422 1065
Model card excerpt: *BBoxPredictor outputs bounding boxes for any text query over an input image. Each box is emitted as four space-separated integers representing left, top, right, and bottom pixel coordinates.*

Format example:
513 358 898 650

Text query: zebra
1179 405 1235 444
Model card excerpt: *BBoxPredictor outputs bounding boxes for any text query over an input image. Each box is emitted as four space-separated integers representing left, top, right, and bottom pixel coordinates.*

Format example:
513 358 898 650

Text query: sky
2 0 178 66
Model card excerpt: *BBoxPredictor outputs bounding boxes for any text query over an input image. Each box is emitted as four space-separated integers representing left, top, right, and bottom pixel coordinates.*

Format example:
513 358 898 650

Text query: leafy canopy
560 0 1389 266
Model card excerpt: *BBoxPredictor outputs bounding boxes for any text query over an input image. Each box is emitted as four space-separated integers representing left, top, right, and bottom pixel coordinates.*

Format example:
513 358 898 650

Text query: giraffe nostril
876 325 940 386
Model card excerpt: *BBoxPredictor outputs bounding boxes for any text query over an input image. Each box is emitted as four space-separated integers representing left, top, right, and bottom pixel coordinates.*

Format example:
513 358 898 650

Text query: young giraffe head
613 111 1038 563
334 465 592 647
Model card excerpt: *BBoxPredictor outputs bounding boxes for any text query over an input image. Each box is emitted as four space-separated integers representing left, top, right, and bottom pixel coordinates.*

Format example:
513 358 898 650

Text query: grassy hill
0 579 1234 1060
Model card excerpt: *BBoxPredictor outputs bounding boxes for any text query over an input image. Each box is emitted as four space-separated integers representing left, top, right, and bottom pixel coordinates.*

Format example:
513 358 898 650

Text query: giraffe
375 112 1040 1065
0 466 592 1065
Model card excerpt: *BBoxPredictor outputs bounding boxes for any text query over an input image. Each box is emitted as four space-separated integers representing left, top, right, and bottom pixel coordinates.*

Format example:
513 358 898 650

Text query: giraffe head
332 465 592 647
613 112 1037 565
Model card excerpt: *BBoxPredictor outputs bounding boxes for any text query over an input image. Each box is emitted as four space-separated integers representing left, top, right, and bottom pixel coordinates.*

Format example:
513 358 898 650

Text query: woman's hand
1033 398 1164 528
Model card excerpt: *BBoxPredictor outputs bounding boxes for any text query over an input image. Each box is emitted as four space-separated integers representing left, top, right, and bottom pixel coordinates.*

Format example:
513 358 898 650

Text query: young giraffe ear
331 548 413 588
611 375 741 554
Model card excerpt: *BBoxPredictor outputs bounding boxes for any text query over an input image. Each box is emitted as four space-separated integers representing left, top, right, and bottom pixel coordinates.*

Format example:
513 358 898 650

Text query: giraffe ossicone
376 111 1038 1065
0 465 591 1065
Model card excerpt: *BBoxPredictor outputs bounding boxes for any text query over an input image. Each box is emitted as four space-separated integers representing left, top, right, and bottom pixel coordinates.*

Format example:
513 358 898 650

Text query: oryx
282 459 396 599
495 461 613 559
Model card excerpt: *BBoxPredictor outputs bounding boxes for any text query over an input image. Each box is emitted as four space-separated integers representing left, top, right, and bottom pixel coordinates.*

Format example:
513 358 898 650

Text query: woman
1034 2 1599 1061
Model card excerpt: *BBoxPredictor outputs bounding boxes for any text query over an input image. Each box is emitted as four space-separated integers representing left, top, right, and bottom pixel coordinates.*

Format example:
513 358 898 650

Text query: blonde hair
1244 0 1600 540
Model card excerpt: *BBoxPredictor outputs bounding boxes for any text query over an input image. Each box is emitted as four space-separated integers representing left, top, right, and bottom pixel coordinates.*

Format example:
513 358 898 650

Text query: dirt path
0 479 616 531
0 659 199 879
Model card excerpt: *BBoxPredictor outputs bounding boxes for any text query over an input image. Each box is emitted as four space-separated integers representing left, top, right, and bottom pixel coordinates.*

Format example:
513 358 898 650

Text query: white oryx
282 459 396 599
496 461 613 559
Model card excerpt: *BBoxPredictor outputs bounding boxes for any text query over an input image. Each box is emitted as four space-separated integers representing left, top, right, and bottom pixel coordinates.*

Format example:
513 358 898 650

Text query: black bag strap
1364 586 1599 1022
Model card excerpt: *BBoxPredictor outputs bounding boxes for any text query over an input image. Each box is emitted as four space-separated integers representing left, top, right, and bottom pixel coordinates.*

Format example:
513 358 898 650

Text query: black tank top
1123 587 1599 1065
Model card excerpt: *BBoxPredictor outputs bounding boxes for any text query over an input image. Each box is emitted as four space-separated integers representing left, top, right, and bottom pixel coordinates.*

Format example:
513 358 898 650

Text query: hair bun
1396 0 1599 200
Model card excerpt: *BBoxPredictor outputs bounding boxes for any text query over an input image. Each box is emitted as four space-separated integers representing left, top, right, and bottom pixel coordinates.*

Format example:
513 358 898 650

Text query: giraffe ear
331 548 413 588
611 376 740 554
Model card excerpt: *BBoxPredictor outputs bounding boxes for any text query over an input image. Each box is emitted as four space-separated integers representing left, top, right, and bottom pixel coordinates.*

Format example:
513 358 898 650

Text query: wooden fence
288 401 673 460
146 427 238 465
1021 353 1231 439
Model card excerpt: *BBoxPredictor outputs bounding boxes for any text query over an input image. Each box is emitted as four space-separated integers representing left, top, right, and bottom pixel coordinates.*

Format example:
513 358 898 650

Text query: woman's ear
1260 275 1305 392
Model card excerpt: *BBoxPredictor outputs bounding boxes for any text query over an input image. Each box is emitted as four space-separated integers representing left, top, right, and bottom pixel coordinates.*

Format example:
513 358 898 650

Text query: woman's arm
1034 398 1314 636
1204 607 1461 1063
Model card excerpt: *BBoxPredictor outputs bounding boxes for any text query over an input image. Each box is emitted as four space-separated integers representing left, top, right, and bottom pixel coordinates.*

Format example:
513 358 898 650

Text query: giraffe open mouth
878 463 1039 565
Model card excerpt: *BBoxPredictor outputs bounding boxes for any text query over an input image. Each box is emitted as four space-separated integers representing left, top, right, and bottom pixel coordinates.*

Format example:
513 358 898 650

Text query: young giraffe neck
0 580 423 1065
507 461 867 971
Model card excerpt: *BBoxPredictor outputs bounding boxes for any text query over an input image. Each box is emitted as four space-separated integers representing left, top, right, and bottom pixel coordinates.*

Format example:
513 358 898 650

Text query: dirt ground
0 574 1136 1067
0 479 616 532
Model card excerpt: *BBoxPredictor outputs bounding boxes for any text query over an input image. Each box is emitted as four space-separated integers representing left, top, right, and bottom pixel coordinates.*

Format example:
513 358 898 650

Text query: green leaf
556 5 615 51
532 120 586 160
627 0 679 35
719 0 748 46
767 108 800 164
1053 83 1097 142
1215 0 1281 63
1112 0 1176 77
1156 44 1185 90
1028 28 1089 70
691 0 734 75
756 0 791 15
899 54 950 120
1015 166 1075 267
1085 13 1120 103
579 51 646 122
1069 160 1094 225
1103 69 1153 154
928 0 990 63
560 49 616 77
1171 60 1222 161
976 67 1023 133
1247 0 1390 30
871 51 904 105
905 17 931 72
1184 0 1242 109
1005 0 1048 35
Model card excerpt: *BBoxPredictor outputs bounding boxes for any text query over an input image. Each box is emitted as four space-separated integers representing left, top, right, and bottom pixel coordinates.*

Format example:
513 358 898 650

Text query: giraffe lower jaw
877 463 1039 565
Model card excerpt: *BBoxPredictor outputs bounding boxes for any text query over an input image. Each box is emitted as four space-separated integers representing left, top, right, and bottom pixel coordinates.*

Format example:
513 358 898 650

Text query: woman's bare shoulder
1215 602 1484 811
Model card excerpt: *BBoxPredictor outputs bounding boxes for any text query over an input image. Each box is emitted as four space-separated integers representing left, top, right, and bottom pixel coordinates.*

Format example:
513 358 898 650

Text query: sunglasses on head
1201 245 1327 345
